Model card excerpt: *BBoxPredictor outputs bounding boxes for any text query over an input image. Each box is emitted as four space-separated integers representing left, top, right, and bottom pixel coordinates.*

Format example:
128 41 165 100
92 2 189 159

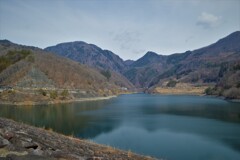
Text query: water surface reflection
0 94 240 159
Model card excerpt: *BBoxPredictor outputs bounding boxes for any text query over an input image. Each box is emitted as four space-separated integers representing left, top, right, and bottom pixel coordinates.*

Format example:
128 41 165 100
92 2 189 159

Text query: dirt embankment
0 88 122 106
0 118 156 160
152 83 208 95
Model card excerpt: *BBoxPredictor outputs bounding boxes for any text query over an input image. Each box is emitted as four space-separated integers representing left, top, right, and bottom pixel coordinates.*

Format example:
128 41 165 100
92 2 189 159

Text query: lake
0 94 240 160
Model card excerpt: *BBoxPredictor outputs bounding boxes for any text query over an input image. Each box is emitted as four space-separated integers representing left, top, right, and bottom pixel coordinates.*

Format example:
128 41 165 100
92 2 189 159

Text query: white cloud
196 12 221 28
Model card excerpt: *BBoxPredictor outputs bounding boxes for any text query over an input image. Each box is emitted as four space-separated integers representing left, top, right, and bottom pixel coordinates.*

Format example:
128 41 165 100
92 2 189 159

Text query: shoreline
150 92 240 103
0 117 155 159
148 86 240 102
1 92 239 106
0 95 117 106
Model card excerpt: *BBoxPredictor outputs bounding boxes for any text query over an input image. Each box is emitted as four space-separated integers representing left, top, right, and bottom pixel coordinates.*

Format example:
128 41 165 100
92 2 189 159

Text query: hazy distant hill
124 60 134 66
123 52 168 87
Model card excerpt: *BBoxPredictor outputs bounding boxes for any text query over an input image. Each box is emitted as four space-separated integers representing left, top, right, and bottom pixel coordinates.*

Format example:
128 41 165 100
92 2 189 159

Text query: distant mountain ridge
130 51 165 68
45 41 126 73
44 31 240 90
1 31 239 99
126 31 240 87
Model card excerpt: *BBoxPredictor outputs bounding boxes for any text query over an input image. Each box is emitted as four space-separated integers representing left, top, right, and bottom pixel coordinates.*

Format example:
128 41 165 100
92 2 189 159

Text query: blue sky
0 0 239 60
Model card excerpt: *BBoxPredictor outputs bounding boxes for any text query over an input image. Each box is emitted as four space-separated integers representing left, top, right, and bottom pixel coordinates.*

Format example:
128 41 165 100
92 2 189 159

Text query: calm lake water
0 94 240 160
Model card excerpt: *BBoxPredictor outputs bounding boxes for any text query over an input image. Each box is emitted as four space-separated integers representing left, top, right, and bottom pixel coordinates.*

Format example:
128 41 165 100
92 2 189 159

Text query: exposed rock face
16 67 55 88
0 118 155 160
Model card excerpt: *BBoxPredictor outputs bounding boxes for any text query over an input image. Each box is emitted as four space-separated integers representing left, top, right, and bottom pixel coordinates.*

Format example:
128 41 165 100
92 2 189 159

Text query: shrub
205 87 213 95
50 90 58 99
0 57 11 72
101 70 111 81
223 87 240 99
237 82 240 88
205 86 222 96
39 89 47 96
26 55 35 63
233 64 240 71
61 89 69 98
166 80 177 87
8 89 15 94
0 49 32 73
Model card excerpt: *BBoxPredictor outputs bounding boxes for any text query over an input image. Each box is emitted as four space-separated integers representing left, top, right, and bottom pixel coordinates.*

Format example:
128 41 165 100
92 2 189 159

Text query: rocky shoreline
0 117 156 160
0 96 117 106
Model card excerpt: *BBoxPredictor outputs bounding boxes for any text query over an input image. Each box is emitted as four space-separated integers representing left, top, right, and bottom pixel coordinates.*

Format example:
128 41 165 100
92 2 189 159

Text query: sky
0 0 239 60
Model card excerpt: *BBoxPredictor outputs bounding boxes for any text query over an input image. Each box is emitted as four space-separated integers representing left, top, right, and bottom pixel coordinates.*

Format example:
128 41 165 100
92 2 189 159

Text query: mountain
204 61 240 99
163 31 240 83
2 31 238 101
123 31 240 89
130 51 165 68
44 31 240 92
45 41 126 73
0 40 133 104
123 52 168 88
191 31 240 56
124 60 134 66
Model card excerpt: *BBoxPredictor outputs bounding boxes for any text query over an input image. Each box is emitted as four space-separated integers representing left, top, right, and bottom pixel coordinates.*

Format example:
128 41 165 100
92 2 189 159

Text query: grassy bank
152 83 208 95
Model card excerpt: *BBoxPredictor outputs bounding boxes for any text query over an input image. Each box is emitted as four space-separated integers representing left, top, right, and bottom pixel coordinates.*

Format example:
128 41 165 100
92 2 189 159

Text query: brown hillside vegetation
120 32 240 90
0 40 133 104
205 62 240 99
